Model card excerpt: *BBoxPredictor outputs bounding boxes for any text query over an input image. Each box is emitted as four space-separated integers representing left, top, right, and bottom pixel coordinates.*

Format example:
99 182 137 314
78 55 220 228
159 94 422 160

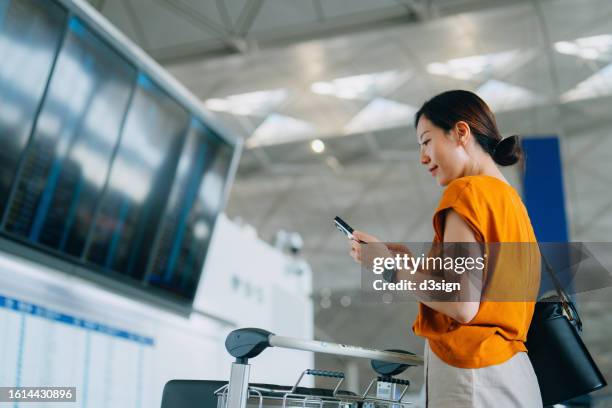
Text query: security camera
288 232 303 255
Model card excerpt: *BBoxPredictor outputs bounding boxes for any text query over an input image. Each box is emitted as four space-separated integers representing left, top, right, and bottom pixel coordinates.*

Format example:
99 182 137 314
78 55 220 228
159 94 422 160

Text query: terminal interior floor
2 0 611 405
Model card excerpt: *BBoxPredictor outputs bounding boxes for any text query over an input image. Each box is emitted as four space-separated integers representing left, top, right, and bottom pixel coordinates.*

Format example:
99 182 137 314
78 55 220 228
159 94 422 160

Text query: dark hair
414 90 522 166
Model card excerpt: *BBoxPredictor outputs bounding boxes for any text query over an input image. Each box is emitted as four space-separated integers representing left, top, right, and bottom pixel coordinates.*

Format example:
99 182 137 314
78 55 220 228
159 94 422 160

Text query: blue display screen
146 119 233 299
0 0 236 304
0 0 66 220
3 13 137 260
85 78 189 279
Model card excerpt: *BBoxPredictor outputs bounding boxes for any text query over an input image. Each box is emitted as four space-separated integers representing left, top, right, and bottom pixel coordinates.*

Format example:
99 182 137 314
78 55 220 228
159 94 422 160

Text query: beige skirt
424 340 542 408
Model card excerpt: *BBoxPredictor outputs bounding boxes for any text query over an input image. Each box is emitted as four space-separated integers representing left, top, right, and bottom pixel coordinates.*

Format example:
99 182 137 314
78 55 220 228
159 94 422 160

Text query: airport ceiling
90 0 524 61
93 0 612 293
93 0 612 389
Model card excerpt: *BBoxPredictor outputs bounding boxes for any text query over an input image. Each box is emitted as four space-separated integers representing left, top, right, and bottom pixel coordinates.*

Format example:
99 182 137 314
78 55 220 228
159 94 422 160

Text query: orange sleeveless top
412 175 540 368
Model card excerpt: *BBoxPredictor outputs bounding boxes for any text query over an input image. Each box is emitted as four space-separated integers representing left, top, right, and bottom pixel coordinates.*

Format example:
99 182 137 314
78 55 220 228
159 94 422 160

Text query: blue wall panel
521 136 569 242
521 136 572 295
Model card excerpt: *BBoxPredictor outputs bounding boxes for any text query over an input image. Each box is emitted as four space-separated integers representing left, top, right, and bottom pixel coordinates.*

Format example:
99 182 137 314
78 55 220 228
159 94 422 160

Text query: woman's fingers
352 230 380 243
349 240 361 263
347 230 382 264
386 242 409 252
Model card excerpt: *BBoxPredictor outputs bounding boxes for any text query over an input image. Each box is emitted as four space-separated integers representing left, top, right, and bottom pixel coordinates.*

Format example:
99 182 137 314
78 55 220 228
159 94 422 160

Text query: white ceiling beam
161 0 228 35
121 0 152 50
88 0 107 12
152 0 252 56
234 0 265 37
215 0 234 33
313 0 325 22
394 0 432 21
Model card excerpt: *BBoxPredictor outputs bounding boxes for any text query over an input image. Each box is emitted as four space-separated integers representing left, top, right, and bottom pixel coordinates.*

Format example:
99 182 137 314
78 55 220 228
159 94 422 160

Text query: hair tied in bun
493 135 522 166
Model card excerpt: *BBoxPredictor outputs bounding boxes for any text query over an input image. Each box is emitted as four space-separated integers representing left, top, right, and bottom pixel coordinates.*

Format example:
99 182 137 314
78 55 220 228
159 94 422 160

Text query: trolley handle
225 328 423 366
378 376 410 386
290 368 346 395
305 369 345 379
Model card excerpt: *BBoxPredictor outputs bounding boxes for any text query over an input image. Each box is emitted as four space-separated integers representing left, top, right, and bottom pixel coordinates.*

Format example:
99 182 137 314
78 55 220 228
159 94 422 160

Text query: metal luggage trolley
216 328 424 408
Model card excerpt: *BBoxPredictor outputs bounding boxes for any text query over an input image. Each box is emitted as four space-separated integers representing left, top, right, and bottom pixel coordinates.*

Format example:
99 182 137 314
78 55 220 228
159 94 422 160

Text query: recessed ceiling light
311 139 325 154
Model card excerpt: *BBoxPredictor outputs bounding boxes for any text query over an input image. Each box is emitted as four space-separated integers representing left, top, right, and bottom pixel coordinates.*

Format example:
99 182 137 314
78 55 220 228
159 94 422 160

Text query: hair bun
493 135 522 166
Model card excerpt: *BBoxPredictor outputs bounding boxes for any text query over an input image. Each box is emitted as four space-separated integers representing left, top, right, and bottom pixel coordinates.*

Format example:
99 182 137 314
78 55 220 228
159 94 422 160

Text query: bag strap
537 243 583 331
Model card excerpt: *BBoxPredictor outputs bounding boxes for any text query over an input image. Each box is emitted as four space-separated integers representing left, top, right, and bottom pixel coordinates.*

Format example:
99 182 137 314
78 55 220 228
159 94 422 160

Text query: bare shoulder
443 209 478 242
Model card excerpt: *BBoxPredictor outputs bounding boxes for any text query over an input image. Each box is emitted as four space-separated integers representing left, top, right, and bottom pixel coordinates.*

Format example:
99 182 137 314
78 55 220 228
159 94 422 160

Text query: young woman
348 90 542 407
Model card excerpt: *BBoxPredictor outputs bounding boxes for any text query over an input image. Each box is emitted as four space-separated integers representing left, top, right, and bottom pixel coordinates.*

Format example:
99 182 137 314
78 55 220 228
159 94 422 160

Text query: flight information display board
85 75 189 280
0 0 67 221
0 0 238 305
3 18 136 259
146 120 234 299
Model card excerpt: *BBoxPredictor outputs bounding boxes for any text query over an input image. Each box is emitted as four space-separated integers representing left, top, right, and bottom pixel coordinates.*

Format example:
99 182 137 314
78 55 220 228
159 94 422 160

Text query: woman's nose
420 150 430 165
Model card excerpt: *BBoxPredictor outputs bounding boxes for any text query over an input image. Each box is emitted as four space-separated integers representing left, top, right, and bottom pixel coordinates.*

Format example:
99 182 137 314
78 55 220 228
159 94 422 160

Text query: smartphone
334 216 363 242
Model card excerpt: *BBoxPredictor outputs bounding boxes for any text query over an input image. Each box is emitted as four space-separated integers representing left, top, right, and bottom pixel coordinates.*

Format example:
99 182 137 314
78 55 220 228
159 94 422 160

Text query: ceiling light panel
205 89 288 117
560 63 612 102
247 113 316 148
476 80 545 112
311 70 409 100
426 50 521 81
554 34 612 61
344 97 417 134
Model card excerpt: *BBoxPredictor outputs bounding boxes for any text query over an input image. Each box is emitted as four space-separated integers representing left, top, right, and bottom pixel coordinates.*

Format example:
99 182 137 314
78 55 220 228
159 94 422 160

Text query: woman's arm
350 209 482 324
419 209 480 323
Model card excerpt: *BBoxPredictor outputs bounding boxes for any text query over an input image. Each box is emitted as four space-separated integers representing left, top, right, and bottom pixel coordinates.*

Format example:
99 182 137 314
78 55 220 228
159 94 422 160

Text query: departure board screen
85 75 190 280
3 17 136 257
146 120 234 299
0 0 66 221
0 0 237 305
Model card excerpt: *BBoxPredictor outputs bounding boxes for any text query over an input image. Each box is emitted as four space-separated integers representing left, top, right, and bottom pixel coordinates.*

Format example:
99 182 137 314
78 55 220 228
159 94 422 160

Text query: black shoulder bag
526 248 607 406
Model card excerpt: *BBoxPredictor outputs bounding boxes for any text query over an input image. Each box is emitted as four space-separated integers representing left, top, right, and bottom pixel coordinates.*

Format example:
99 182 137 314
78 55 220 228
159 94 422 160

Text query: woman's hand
348 230 379 263
348 231 412 263
348 230 399 267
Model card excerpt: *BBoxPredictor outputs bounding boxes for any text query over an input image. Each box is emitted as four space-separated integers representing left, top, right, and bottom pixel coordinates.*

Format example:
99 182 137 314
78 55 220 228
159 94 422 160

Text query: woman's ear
454 121 471 146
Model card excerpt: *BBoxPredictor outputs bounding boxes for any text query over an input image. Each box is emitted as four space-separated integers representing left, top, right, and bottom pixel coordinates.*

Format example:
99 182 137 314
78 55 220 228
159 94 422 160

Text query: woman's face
416 115 470 186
